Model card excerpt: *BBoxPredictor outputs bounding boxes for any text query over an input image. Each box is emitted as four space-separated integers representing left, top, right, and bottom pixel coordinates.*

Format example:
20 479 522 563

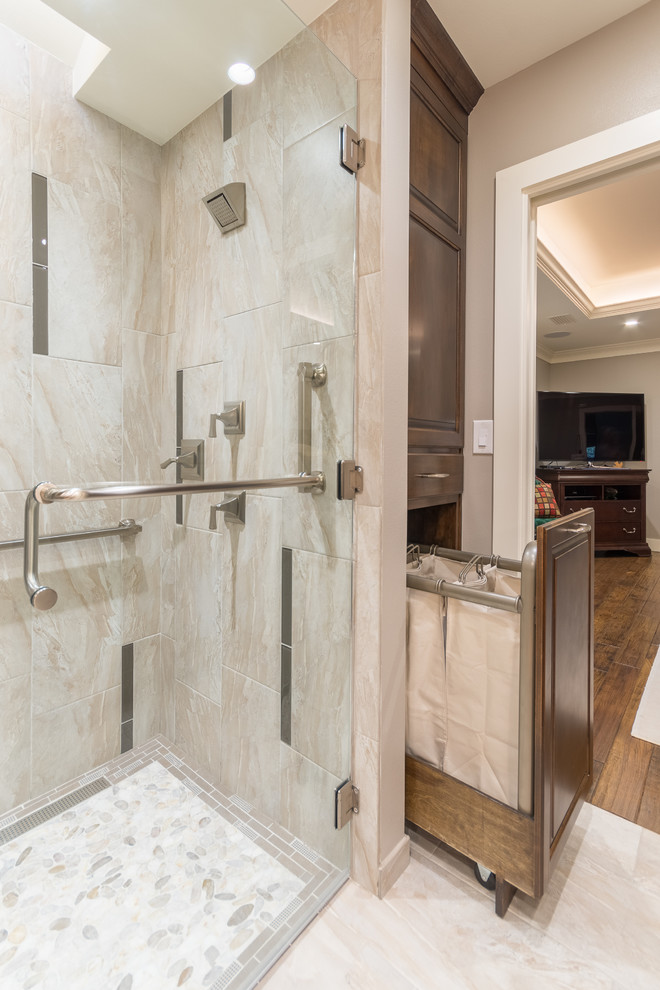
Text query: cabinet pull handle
623 506 636 513
415 473 450 479
623 526 637 534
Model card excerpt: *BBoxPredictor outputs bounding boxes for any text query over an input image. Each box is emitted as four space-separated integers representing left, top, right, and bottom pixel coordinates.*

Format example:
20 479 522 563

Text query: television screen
537 391 645 464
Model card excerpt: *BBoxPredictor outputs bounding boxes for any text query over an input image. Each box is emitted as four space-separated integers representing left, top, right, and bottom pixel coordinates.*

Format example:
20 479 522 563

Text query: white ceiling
0 0 650 145
537 270 660 363
427 0 650 89
536 162 660 361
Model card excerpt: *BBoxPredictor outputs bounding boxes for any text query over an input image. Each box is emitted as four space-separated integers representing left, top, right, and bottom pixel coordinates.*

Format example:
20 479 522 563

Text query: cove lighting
228 62 256 85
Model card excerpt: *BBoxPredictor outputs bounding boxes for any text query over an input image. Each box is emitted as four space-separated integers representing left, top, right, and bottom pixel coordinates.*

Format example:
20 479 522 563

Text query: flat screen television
537 391 645 464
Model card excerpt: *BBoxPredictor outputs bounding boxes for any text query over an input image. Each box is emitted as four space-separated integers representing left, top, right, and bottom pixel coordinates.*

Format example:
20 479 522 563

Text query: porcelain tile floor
260 803 660 989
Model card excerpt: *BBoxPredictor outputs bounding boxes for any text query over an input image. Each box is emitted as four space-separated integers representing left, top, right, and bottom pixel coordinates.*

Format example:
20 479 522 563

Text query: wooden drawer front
597 521 643 543
561 500 598 516
408 454 463 501
596 500 641 521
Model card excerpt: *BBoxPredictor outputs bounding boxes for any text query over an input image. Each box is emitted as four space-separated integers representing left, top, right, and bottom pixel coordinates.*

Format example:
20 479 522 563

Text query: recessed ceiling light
228 62 256 85
624 319 639 327
544 330 571 338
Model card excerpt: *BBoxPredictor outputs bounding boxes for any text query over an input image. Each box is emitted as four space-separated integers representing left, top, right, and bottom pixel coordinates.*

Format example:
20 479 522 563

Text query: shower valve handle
160 450 197 470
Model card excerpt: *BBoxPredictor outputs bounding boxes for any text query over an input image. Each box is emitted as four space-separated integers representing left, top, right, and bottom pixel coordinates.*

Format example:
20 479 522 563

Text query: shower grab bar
24 471 325 611
405 539 537 818
0 518 141 553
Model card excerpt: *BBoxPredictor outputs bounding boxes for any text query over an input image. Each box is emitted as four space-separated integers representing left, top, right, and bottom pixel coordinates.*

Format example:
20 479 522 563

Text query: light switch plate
473 419 493 454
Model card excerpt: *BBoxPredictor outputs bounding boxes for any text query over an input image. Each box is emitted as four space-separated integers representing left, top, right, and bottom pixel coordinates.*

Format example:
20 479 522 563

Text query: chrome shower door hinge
340 124 365 174
334 778 359 830
337 459 364 500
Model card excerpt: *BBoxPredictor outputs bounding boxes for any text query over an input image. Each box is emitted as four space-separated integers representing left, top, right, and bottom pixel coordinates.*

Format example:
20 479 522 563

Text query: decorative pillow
534 477 560 518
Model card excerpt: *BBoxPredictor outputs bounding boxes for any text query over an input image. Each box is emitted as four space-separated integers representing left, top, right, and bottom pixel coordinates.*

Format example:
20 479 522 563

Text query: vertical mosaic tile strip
176 369 183 524
223 90 233 142
121 642 134 753
32 172 48 355
281 548 293 745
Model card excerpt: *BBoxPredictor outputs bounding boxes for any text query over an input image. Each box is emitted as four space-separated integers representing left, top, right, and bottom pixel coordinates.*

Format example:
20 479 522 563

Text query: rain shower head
203 182 246 233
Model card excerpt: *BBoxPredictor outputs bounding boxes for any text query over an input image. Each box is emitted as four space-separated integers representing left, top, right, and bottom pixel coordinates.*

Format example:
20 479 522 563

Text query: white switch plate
473 419 493 454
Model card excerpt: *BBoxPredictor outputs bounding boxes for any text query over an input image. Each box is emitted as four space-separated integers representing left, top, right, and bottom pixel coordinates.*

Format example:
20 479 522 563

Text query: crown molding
537 239 660 319
541 336 660 364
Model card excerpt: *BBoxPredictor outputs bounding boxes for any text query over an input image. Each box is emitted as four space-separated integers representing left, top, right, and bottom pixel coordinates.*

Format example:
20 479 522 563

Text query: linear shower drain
0 776 111 846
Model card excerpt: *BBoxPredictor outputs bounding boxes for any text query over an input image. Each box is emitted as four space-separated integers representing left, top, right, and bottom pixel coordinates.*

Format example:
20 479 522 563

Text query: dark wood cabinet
537 467 651 556
408 0 482 546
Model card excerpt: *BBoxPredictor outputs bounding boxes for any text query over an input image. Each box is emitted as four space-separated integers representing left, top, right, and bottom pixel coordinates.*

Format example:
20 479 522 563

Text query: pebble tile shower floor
0 737 344 990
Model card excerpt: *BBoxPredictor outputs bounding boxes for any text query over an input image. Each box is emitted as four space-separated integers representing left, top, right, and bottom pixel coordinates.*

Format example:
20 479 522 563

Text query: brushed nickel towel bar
0 518 141 553
24 472 325 611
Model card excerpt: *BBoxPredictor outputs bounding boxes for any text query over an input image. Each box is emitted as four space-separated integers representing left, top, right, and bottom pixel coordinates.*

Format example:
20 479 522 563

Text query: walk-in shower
0 1 357 987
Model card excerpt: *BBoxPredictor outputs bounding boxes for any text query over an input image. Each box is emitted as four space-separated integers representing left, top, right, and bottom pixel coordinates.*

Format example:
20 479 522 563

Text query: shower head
203 182 246 233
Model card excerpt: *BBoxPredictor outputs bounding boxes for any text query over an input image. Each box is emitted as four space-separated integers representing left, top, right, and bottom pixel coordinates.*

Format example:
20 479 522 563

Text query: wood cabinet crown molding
411 0 484 116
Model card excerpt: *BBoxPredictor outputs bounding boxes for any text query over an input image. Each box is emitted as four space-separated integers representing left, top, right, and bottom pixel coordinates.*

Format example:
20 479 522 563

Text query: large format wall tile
0 23 29 119
30 48 121 206
175 681 222 781
283 111 357 348
171 102 225 369
122 497 161 644
0 302 31 490
221 495 281 691
0 675 31 814
231 51 284 136
48 177 122 366
356 272 383 507
121 125 161 185
31 687 121 795
133 634 167 746
223 304 283 481
280 743 349 868
222 112 282 316
282 337 354 558
179 361 226 531
160 635 176 741
281 28 356 149
33 355 122 533
121 165 161 335
220 667 280 821
0 106 30 306
290 549 352 779
175 527 223 704
0 494 31 683
31 539 122 715
122 330 162 483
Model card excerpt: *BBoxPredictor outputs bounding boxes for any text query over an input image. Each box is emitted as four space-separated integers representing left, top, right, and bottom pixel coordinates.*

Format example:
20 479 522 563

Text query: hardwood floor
588 551 660 832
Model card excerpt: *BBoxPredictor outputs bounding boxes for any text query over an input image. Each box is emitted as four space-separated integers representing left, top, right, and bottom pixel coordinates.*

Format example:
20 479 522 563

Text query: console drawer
597 521 644 543
596 500 641 521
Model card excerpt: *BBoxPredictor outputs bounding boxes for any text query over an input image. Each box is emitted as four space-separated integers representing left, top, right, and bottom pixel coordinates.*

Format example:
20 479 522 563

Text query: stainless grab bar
1 518 141 553
406 571 522 613
24 472 324 610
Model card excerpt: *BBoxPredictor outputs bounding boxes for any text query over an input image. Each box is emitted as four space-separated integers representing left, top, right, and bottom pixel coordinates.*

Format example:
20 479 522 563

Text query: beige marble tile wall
163 25 356 868
0 24 169 815
311 0 411 897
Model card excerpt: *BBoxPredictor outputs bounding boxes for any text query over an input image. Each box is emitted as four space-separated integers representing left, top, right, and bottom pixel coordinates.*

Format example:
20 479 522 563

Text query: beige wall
0 25 165 813
464 0 660 551
544 353 660 543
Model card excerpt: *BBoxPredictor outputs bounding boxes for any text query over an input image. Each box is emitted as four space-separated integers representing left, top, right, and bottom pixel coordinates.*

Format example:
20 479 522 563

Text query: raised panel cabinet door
536 510 594 885
410 89 461 227
408 215 461 443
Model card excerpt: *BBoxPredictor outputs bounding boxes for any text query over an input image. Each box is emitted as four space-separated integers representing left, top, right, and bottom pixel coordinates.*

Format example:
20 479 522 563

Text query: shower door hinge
337 459 364 500
340 124 365 174
335 778 359 830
